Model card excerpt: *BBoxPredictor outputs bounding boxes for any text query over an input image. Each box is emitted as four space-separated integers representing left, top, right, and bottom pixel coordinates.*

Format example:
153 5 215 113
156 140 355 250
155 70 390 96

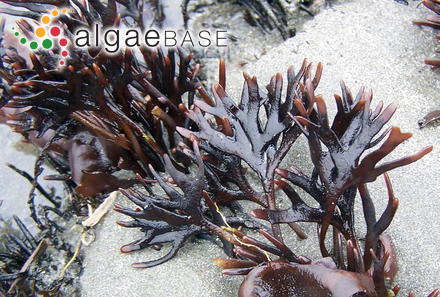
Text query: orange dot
41 15 50 24
35 27 46 38
62 9 67 13
52 10 59 16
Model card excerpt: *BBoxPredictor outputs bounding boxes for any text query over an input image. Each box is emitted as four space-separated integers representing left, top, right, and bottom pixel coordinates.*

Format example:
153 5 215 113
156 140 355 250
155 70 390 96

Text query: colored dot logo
42 15 50 24
30 41 38 50
11 8 72 68
59 38 68 47
42 39 53 49
50 27 60 37
35 27 45 37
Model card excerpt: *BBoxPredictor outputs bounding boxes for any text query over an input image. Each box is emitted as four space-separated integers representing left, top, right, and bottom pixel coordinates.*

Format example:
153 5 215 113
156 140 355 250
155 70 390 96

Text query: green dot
42 39 52 49
14 32 19 36
20 38 26 44
30 41 38 50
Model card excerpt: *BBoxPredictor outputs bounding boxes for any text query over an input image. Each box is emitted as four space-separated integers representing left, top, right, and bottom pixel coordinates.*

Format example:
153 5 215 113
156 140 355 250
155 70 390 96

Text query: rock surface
79 0 439 296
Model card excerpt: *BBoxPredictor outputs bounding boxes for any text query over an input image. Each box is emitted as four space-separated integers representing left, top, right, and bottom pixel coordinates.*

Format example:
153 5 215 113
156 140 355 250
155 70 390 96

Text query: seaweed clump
116 59 437 296
0 211 53 296
0 0 201 294
0 0 203 226
235 0 297 38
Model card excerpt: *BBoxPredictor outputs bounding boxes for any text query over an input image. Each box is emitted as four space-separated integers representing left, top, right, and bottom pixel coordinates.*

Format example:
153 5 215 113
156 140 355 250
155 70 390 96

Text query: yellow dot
52 10 59 16
41 15 50 24
35 27 46 38
69 9 73 13
62 9 67 13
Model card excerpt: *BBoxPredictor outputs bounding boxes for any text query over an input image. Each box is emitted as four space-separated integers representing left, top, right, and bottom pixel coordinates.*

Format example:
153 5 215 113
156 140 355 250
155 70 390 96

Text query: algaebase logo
11 8 72 68
10 7 228 69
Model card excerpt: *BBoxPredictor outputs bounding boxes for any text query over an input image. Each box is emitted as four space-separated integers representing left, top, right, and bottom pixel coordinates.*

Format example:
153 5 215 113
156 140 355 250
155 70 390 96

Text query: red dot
50 26 60 37
60 60 65 65
59 38 68 46
61 50 68 57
